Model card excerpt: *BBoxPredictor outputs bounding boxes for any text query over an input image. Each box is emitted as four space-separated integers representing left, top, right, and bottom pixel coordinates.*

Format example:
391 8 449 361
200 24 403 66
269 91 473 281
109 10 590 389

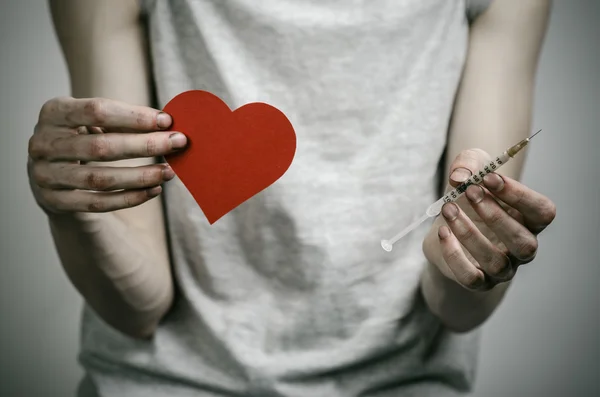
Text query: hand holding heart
28 91 296 223
28 96 188 215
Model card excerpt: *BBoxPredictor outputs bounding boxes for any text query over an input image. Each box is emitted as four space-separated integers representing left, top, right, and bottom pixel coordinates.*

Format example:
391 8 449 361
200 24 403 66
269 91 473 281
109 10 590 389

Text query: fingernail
438 225 451 239
157 112 172 129
169 133 187 149
450 167 472 184
483 173 504 192
147 186 162 197
162 165 175 180
442 203 459 221
466 185 484 203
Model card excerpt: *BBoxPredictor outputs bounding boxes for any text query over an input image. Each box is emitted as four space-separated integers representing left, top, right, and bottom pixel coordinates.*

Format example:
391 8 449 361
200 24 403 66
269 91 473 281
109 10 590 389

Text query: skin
420 0 556 332
33 0 183 338
33 0 555 339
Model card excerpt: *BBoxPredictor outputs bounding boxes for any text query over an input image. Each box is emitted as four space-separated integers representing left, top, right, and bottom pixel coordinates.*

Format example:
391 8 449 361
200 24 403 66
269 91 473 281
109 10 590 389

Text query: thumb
446 148 491 189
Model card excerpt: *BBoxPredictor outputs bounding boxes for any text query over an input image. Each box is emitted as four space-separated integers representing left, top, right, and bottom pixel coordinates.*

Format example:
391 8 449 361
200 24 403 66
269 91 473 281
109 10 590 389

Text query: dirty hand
423 149 556 291
28 97 187 215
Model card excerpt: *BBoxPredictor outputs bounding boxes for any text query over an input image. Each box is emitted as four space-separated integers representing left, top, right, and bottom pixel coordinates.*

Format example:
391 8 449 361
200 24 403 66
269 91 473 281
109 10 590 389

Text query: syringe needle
507 129 542 157
529 128 542 140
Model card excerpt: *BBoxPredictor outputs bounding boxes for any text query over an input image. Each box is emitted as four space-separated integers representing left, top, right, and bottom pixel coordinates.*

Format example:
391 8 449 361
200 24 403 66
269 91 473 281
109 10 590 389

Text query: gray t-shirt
77 1 491 396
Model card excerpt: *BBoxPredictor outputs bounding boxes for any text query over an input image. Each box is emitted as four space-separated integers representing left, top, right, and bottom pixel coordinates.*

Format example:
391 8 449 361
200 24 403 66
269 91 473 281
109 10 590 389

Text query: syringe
380 129 542 252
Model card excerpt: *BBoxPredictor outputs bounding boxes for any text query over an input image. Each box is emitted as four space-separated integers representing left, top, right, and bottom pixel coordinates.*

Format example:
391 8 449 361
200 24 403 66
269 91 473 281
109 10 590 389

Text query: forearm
421 0 551 332
49 212 173 338
444 0 552 179
48 0 173 338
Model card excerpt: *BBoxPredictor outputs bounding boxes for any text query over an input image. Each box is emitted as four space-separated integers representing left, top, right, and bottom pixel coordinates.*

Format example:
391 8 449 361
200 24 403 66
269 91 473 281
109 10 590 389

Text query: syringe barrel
426 151 510 216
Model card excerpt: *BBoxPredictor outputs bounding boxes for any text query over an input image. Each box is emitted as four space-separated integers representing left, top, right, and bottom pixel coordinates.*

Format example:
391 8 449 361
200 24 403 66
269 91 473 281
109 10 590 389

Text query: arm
421 0 552 332
46 0 173 338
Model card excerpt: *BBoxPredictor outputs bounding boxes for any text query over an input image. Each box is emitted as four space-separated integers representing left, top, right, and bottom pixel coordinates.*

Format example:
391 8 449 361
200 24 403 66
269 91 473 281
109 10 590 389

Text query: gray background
0 1 598 396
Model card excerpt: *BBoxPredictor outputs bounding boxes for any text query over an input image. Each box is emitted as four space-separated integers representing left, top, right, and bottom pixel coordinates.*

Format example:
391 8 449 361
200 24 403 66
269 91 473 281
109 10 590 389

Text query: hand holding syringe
381 129 542 252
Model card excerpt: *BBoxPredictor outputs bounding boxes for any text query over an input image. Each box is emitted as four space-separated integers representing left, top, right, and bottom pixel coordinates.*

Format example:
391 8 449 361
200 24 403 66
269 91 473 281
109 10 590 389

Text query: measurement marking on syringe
381 130 542 252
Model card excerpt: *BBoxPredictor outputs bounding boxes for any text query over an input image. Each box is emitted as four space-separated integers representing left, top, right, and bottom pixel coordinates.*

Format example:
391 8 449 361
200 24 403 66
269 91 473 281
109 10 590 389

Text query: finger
506 206 525 225
437 225 489 291
482 173 556 233
39 97 172 131
465 184 539 264
79 125 144 135
31 162 176 191
42 131 187 162
75 126 105 135
487 197 525 224
441 202 514 282
447 148 491 188
88 126 105 134
38 185 163 213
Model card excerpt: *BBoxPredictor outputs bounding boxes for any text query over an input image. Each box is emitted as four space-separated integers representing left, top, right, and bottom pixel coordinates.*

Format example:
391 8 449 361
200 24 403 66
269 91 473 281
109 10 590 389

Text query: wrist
47 209 116 234
421 262 503 332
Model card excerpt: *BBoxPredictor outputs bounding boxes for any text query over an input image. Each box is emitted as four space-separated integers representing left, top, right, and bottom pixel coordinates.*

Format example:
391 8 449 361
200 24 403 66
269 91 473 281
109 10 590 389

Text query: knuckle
88 136 112 160
126 192 138 208
140 168 162 186
84 171 115 191
479 251 496 267
137 112 153 129
507 208 524 224
33 121 46 136
30 162 51 186
87 198 105 212
513 186 526 207
39 98 58 121
124 192 134 208
486 256 512 279
28 135 45 159
37 189 65 213
84 99 107 124
145 137 159 156
454 225 475 242
486 208 505 228
515 236 538 261
444 247 463 265
41 96 73 123
37 187 53 204
124 191 145 208
460 270 484 290
539 202 557 225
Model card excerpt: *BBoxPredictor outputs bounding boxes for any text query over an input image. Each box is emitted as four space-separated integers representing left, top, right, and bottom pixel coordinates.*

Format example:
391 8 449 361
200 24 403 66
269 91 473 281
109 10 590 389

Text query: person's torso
78 1 487 396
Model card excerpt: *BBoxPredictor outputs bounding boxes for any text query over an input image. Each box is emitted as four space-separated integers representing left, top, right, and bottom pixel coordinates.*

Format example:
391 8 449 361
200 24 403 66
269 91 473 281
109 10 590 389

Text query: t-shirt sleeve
465 0 493 23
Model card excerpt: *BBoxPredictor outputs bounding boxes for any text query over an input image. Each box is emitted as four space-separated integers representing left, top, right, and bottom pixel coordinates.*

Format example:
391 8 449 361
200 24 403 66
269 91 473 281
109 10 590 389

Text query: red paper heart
163 90 296 224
